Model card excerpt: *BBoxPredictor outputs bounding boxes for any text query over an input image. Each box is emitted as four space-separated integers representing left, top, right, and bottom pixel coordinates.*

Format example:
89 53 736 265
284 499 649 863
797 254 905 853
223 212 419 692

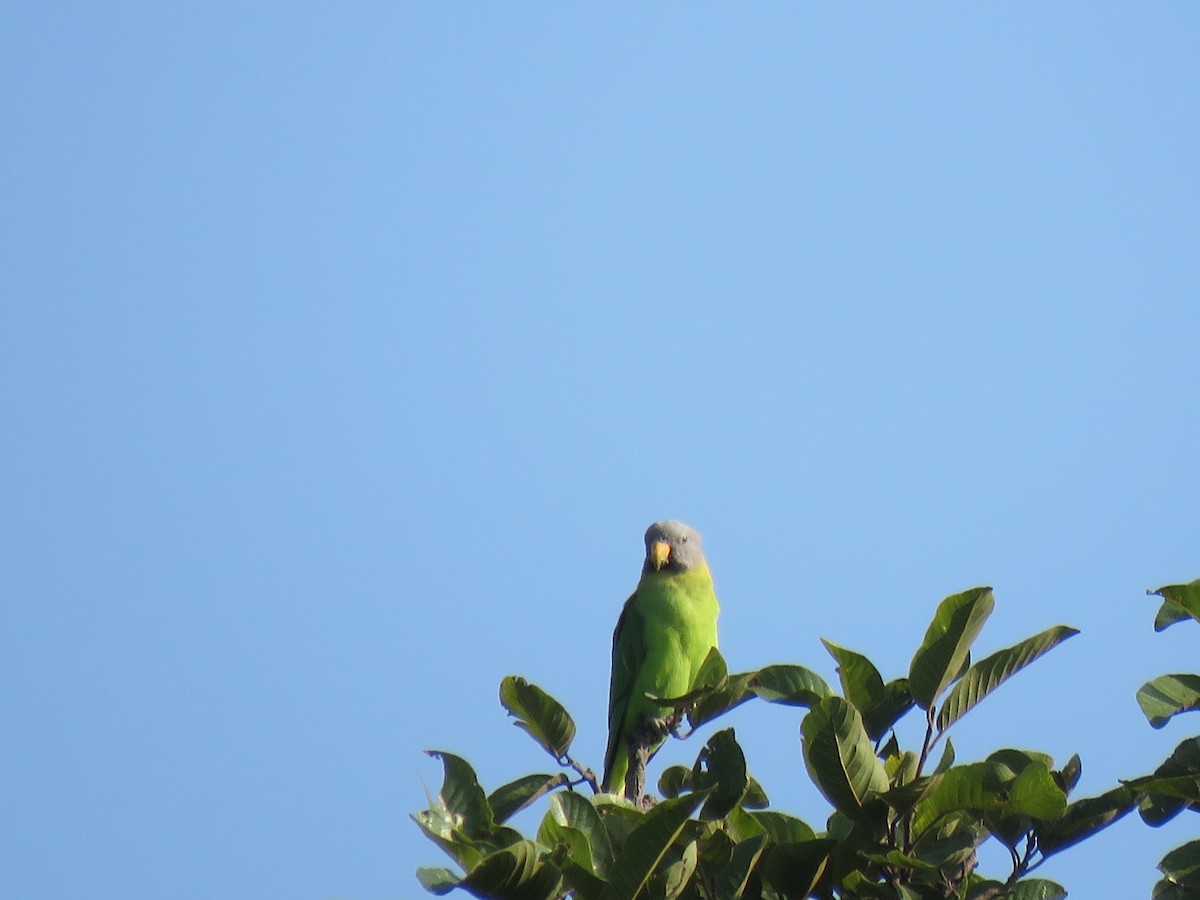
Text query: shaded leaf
459 840 563 900
715 833 767 900
1036 784 1137 855
909 587 995 709
1138 674 1200 729
760 838 835 899
489 774 567 824
1159 840 1200 890
862 678 916 741
657 840 698 900
693 728 749 820
1054 754 1082 797
1150 579 1200 632
499 676 576 760
544 791 614 878
602 793 706 900
658 765 692 799
420 750 495 848
750 810 816 844
933 737 956 776
688 671 757 730
1139 738 1200 826
801 697 889 818
749 664 833 708
936 625 1079 732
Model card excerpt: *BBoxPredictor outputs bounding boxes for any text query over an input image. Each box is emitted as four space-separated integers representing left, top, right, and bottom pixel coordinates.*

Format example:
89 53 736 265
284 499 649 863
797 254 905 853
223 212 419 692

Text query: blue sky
3 3 1198 898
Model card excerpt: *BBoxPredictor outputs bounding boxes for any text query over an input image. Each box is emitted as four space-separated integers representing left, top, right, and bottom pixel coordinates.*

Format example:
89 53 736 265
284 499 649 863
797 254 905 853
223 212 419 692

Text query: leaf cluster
1137 579 1200 897
413 583 1199 899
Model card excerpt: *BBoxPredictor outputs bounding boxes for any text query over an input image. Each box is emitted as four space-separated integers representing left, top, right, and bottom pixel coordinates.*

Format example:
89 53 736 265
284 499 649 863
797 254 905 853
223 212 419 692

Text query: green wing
602 591 646 793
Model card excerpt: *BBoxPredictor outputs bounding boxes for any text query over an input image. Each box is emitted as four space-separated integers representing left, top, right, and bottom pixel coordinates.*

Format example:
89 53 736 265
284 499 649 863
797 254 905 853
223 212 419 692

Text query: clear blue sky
3 4 1198 898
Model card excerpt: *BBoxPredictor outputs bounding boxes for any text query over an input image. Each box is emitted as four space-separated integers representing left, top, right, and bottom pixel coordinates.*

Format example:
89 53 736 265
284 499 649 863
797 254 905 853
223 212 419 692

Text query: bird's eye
681 535 689 543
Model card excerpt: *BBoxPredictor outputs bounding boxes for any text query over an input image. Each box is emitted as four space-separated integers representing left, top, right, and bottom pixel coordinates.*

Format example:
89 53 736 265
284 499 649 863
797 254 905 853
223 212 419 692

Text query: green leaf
759 838 835 899
1139 737 1200 826
489 774 566 824
688 671 757 730
750 810 816 844
425 750 495 837
909 587 995 710
1150 579 1200 632
1054 753 1082 796
694 646 729 689
936 625 1079 731
658 765 692 799
800 697 889 818
459 840 564 900
715 834 767 900
822 639 885 712
602 793 706 900
543 791 615 879
692 728 749 820
932 737 956 775
1138 674 1200 729
862 678 916 741
416 866 460 895
1008 761 1067 819
912 760 1064 836
657 840 698 900
749 664 832 708
499 676 576 760
1036 784 1138 855
1159 840 1200 890
1000 880 1067 900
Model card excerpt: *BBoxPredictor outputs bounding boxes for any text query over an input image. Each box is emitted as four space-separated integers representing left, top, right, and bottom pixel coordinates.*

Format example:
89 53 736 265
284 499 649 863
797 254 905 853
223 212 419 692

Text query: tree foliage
414 583 1200 898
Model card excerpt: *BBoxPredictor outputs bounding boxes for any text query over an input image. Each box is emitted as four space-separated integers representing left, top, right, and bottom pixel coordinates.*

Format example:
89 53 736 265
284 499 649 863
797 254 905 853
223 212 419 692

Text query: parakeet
602 520 721 796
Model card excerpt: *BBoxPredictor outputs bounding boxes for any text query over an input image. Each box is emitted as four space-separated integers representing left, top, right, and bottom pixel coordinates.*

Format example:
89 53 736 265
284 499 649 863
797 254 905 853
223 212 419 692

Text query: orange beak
650 540 671 570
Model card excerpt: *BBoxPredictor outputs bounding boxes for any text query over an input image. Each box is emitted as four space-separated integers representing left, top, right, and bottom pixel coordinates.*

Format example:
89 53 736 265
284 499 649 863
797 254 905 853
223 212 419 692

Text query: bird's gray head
642 520 706 573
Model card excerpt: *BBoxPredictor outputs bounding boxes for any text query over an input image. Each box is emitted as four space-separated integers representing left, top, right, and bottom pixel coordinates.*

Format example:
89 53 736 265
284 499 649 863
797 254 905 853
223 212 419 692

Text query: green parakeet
602 520 721 796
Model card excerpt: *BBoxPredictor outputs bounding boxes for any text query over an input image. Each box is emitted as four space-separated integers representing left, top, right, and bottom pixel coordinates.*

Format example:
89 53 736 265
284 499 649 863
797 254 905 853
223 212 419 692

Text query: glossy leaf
749 664 832 708
936 625 1079 731
602 793 705 900
1150 579 1200 632
459 840 563 900
801 697 889 817
909 587 995 709
499 676 576 760
1138 674 1200 729
489 773 566 824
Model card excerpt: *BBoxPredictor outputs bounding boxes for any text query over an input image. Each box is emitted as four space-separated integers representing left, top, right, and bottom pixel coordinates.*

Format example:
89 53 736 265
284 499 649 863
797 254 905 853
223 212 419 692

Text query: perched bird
602 520 721 796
